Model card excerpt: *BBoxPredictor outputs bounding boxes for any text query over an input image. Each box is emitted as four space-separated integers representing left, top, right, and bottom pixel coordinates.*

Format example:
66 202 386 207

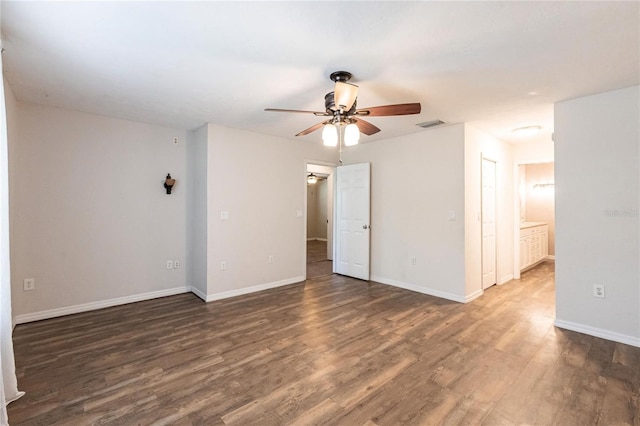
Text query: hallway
306 239 332 279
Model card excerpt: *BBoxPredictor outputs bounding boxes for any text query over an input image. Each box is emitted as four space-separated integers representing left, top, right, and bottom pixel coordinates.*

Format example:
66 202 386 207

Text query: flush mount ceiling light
512 125 542 137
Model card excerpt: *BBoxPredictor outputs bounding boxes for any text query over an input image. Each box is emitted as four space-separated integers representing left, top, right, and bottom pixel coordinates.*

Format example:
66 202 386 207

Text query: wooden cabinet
520 224 548 271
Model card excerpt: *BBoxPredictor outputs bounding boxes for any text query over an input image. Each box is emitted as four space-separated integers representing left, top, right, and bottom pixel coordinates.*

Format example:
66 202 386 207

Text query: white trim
6 391 25 404
499 274 514 285
190 286 207 302
204 276 304 302
554 319 640 348
465 289 484 303
14 286 191 324
371 275 467 303
520 258 546 273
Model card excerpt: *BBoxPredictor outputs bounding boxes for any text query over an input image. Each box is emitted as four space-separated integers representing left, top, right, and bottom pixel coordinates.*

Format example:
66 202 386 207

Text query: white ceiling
1 1 638 145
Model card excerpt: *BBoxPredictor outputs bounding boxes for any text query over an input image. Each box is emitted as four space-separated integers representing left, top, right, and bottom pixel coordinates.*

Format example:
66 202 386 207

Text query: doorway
514 161 555 279
306 163 335 279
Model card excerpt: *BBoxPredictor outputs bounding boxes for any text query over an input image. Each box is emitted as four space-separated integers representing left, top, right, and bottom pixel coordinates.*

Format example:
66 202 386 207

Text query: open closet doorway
306 163 335 279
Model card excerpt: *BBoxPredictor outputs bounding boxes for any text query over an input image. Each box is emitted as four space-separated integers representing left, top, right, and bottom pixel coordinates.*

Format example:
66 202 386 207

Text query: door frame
304 160 337 279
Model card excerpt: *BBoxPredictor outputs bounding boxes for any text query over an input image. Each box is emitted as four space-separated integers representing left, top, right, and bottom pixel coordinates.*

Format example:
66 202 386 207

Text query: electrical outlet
268 255 274 264
593 284 605 298
173 137 179 144
174 259 180 269
220 261 227 271
220 211 229 220
23 278 35 291
411 257 417 266
166 260 173 270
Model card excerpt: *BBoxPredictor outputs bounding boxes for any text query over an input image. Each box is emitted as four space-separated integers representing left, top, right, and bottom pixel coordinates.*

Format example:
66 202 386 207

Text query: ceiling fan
265 71 421 146
307 173 326 184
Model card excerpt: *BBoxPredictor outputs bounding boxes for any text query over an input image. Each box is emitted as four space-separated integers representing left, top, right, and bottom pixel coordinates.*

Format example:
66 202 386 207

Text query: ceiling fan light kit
344 123 360 146
322 124 338 147
265 70 421 155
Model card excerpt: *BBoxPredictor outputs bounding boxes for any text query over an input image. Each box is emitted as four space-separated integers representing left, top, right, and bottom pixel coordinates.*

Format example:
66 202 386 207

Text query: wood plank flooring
8 262 640 425
307 240 332 279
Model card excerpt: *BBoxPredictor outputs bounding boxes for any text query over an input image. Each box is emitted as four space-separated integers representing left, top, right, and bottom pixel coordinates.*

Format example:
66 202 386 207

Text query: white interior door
482 158 497 289
335 163 370 280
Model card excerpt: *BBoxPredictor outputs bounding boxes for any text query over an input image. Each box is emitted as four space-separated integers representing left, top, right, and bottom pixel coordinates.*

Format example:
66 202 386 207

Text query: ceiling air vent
416 120 445 129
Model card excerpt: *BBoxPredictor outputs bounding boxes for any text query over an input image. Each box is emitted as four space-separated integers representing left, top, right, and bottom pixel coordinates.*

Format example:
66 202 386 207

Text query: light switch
220 211 229 220
448 210 456 221
296 209 303 218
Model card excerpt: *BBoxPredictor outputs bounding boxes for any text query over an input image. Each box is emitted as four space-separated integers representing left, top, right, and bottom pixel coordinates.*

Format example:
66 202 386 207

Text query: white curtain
0 47 24 425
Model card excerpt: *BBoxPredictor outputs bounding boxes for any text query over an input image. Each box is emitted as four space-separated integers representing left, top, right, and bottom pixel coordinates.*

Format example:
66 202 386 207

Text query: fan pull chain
338 123 343 165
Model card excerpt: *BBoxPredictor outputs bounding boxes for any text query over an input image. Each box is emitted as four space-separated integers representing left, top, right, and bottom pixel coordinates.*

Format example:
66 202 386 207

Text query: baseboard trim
499 274 514 285
306 238 328 242
14 286 191 324
205 276 305 302
554 319 640 348
371 275 466 303
190 286 207 302
465 289 484 303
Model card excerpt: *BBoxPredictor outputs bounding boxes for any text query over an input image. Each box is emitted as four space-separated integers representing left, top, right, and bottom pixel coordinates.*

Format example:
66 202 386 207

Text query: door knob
363 225 369 230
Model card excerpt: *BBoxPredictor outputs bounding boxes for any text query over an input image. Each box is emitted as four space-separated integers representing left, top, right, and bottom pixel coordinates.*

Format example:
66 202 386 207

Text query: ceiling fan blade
355 103 421 117
265 108 329 116
334 81 359 111
353 118 381 136
296 121 329 137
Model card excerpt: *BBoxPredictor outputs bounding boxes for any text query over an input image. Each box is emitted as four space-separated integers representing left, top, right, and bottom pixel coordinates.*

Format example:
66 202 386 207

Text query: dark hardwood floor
8 262 640 425
307 240 332 279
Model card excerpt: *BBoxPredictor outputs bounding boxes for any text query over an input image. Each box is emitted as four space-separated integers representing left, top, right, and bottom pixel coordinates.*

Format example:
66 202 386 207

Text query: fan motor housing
324 91 357 115
329 71 352 83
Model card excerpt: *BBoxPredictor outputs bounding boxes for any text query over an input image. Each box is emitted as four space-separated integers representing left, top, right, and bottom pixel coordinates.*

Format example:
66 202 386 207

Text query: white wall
9 102 188 321
555 85 640 346
512 139 554 163
342 124 467 302
464 124 514 297
186 124 208 299
205 125 336 299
